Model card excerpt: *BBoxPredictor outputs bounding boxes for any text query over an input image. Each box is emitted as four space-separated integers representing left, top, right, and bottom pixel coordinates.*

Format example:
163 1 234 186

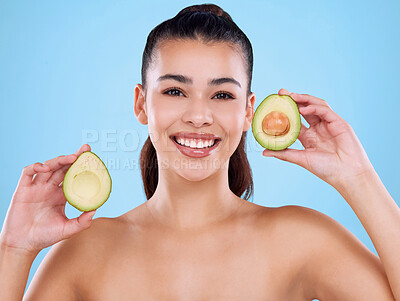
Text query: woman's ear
243 92 256 132
134 84 148 125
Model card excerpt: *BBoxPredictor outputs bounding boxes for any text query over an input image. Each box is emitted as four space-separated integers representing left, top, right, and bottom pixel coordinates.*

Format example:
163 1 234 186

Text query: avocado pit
262 111 290 136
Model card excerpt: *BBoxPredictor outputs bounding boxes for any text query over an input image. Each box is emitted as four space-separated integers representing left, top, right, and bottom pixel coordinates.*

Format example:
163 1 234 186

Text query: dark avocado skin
62 151 112 212
251 94 301 151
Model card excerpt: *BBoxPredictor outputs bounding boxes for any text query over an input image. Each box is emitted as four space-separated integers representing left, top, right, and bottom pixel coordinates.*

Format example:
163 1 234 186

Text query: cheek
213 103 246 152
215 102 245 131
147 99 180 147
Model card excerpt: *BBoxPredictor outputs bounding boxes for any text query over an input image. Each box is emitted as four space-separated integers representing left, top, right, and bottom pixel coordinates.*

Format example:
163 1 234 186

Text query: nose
182 98 213 128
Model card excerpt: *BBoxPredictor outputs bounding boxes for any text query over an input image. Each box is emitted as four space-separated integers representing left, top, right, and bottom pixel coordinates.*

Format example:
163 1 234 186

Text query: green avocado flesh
63 151 112 212
252 94 301 151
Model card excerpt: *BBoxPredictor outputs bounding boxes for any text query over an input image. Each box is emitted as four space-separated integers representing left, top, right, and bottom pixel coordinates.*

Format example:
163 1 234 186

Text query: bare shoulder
62 216 128 254
62 203 148 253
267 204 375 255
24 213 138 301
263 205 394 300
263 204 377 267
59 207 148 266
261 204 363 241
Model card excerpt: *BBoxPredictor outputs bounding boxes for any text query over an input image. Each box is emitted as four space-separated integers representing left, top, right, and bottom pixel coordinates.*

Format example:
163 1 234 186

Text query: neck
146 159 245 230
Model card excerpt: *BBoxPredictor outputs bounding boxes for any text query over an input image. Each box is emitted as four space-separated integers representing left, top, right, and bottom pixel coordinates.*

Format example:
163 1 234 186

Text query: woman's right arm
0 144 96 301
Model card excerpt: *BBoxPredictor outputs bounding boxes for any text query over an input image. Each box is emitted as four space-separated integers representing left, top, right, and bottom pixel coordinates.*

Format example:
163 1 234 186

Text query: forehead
149 39 246 85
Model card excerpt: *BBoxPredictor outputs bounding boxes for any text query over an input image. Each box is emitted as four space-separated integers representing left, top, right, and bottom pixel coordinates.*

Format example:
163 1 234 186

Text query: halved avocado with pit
63 151 112 212
252 94 301 151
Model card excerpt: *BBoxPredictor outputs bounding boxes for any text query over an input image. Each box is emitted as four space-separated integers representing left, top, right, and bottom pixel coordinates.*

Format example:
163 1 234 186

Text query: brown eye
164 88 184 97
213 91 234 100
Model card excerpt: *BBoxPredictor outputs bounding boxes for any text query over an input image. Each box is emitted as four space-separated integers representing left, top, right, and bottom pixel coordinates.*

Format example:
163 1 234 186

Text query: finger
33 154 77 184
299 104 339 125
278 88 290 95
33 144 90 185
74 144 91 156
299 105 322 127
48 164 72 186
19 162 50 187
52 186 69 205
278 89 330 108
298 123 321 149
289 92 331 108
292 122 308 145
298 123 308 142
62 210 96 240
263 148 309 170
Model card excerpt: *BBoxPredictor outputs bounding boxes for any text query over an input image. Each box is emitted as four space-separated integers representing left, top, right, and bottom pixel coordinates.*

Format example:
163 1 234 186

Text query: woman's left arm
263 89 400 300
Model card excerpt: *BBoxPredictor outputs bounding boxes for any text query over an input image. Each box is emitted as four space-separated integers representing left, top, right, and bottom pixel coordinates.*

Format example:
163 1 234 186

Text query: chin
177 169 216 182
171 157 229 182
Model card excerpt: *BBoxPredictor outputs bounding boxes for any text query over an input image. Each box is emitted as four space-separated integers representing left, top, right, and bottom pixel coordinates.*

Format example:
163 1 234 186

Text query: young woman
1 4 399 300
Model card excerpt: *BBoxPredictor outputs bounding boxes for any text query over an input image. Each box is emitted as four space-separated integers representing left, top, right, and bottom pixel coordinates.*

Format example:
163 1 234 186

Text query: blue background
1 0 399 296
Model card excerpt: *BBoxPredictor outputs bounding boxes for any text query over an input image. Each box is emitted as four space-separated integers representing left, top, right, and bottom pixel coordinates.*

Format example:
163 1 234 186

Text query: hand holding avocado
0 144 96 255
256 88 374 190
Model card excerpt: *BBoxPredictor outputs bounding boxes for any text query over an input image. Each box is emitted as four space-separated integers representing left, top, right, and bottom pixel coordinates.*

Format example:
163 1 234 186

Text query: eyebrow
157 73 241 88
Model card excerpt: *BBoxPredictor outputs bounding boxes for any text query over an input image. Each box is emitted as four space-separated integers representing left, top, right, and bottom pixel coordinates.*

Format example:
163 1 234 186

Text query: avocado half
63 151 112 212
252 94 301 151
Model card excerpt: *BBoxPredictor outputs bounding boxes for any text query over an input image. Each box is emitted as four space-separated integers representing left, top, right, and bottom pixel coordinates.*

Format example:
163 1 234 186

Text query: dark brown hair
139 3 254 201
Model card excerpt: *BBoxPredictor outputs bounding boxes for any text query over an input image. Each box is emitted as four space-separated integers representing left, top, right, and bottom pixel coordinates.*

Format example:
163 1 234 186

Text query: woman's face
135 39 255 182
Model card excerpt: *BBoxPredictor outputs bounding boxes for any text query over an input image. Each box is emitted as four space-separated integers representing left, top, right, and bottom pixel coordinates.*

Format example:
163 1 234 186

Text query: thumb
62 210 96 240
263 148 308 169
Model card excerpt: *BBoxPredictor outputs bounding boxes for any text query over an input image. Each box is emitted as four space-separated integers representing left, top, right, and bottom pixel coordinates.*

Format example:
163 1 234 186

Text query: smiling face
134 39 255 182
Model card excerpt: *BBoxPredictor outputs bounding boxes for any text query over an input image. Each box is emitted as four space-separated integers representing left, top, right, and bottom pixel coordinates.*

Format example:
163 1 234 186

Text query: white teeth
174 137 218 149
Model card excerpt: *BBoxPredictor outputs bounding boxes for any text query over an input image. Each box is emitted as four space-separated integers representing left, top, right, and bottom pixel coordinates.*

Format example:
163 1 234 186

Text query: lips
169 132 222 158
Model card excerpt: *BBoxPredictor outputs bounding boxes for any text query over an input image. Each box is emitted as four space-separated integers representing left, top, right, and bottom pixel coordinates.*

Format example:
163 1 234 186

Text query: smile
169 132 222 158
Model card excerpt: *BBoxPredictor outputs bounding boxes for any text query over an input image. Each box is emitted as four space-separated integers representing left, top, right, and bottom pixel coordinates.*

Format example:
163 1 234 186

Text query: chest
80 225 306 300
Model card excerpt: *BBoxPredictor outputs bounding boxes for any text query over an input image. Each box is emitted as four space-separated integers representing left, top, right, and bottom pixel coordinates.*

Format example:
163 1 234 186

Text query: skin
0 39 398 300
